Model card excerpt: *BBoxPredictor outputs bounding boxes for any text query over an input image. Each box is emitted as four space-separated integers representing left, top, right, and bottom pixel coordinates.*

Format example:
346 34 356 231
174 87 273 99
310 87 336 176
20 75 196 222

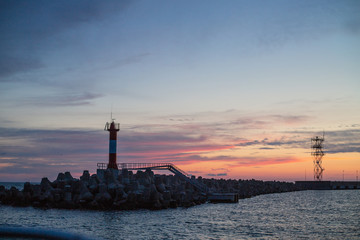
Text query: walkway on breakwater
295 181 360 190
97 163 208 193
97 162 238 202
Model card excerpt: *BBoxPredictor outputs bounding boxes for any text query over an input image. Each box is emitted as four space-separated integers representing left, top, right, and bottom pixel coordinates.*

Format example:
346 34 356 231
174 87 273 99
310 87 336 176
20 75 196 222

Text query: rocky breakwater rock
0 169 206 210
0 170 300 210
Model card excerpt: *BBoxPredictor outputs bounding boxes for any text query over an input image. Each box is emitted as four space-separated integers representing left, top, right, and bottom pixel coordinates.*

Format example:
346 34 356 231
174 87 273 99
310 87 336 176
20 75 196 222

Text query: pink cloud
1 115 358 181
228 156 301 167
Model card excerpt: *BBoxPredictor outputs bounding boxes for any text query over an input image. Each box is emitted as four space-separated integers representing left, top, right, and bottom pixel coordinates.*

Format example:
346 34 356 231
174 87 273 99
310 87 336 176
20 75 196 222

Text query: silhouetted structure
311 133 325 181
97 162 208 193
104 117 120 169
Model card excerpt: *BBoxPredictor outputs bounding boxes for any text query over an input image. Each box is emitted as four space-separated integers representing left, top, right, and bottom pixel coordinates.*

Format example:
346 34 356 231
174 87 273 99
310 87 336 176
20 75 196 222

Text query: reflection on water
0 190 359 239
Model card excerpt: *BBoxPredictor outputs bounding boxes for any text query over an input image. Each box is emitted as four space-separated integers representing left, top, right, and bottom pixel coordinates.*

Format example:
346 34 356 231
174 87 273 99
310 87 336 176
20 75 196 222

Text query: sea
0 182 359 240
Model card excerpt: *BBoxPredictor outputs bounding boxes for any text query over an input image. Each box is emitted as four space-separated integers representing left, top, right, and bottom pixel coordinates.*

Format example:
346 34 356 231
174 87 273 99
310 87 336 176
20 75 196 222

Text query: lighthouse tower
105 117 120 169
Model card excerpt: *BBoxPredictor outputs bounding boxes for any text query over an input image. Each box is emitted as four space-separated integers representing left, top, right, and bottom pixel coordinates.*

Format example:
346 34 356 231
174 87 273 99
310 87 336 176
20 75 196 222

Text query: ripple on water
0 190 359 239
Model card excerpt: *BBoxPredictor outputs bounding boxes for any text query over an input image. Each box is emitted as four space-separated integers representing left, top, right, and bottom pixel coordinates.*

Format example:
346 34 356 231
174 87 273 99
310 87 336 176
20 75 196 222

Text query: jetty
295 181 360 190
0 168 300 210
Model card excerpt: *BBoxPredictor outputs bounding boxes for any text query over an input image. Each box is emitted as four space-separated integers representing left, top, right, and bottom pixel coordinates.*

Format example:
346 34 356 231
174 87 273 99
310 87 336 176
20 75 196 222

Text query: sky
0 0 359 182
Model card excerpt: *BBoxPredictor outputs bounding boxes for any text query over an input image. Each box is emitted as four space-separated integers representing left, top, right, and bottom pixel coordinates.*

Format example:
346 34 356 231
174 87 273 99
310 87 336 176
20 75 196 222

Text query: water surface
1 190 359 239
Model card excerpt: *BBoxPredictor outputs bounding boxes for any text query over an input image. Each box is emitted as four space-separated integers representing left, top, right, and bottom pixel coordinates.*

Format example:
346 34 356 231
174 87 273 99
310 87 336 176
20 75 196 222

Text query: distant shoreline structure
295 181 360 190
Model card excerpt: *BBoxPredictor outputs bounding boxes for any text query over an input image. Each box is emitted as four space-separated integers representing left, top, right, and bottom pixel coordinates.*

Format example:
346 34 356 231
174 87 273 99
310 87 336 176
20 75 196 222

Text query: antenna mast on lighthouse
105 113 120 169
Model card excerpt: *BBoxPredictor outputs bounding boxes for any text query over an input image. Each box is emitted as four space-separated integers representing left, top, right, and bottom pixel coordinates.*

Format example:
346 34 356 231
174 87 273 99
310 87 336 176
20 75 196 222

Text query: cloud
53 0 132 27
0 126 236 180
207 173 227 177
0 127 109 181
118 113 360 165
19 92 104 107
236 140 261 147
162 154 302 167
211 168 230 172
270 115 309 125
228 114 309 131
1 113 359 181
117 130 235 163
0 56 44 79
0 0 132 40
231 156 301 167
206 168 229 177
169 118 194 122
283 128 360 154
230 118 269 129
326 145 360 154
0 0 132 78
236 127 360 155
236 137 306 148
0 128 106 157
321 129 360 154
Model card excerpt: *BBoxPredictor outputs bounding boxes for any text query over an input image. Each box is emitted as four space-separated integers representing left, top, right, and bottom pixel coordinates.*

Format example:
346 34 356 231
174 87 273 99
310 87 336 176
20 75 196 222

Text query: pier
0 169 301 210
295 181 360 190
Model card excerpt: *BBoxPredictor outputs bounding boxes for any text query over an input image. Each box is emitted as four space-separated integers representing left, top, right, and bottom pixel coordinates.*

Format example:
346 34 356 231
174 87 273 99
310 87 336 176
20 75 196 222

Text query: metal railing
98 163 190 176
96 162 208 193
97 163 107 169
119 163 174 171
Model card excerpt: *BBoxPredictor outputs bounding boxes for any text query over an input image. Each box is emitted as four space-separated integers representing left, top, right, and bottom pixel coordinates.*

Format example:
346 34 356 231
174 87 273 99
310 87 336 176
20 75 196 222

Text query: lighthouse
105 118 120 169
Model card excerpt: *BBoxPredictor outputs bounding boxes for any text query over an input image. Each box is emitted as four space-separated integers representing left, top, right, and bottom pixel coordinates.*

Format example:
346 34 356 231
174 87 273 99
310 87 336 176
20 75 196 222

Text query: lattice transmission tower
311 133 325 181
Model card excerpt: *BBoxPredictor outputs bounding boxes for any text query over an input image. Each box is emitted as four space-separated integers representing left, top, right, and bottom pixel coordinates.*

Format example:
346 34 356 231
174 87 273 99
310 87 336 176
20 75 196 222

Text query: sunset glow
0 1 359 182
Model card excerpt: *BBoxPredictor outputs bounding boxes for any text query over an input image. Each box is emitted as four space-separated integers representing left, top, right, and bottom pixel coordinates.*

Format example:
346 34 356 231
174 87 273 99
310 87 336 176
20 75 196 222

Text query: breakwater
0 169 301 210
295 181 360 190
